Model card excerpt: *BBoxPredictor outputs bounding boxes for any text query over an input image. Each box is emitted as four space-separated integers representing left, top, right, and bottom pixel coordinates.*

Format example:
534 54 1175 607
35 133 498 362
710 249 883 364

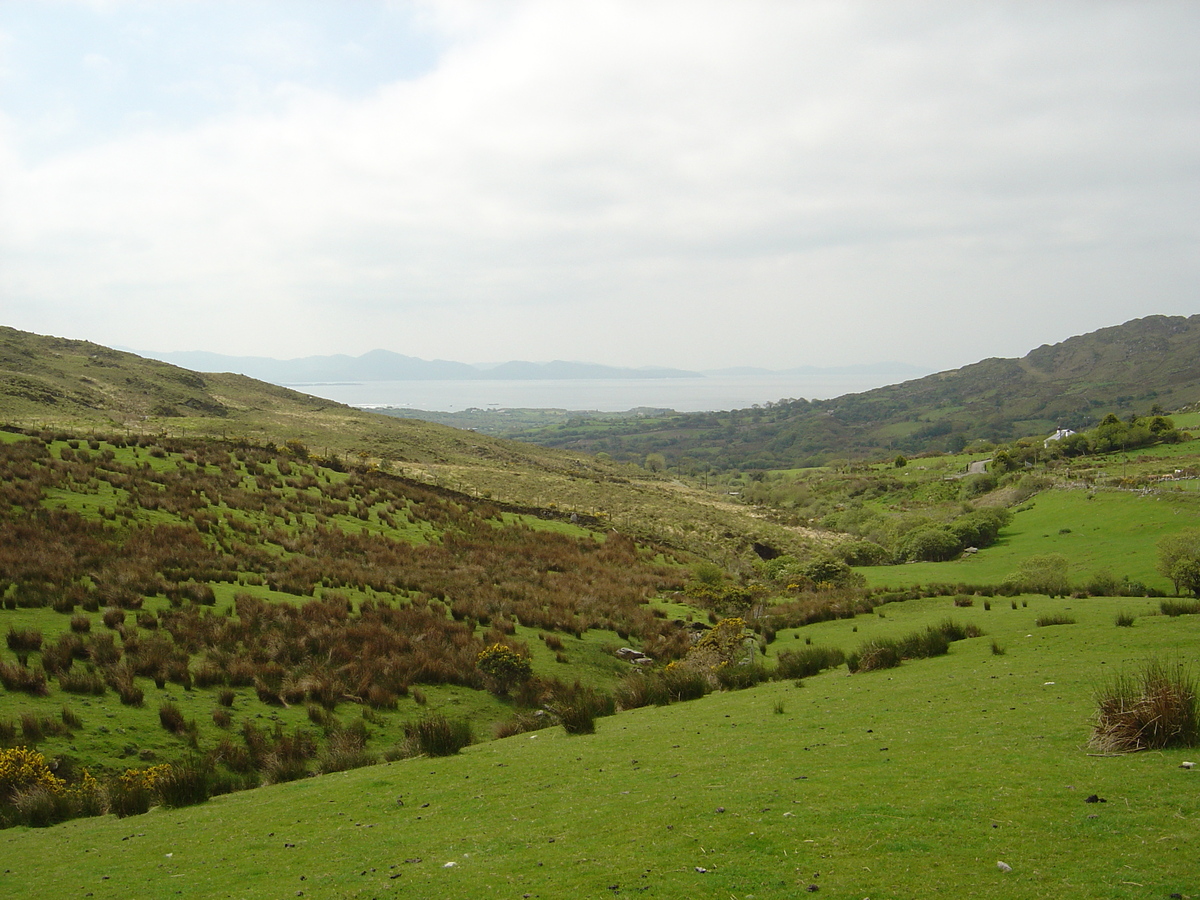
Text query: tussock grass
773 645 845 679
1035 613 1076 627
1160 598 1200 617
1091 658 1198 753
401 714 473 757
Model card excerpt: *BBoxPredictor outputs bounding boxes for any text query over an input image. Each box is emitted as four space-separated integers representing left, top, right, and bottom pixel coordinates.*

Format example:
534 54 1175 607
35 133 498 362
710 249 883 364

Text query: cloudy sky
1 1 1197 371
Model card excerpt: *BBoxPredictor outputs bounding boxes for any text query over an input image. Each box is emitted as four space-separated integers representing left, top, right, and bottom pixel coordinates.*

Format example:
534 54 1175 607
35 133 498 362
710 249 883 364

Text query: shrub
934 618 983 642
61 706 83 730
615 672 671 709
991 640 1006 656
0 662 48 696
556 704 596 735
159 703 189 734
1160 599 1200 617
476 643 533 696
1115 611 1136 627
6 627 43 653
59 668 106 695
715 661 769 690
1091 659 1198 752
9 784 76 828
896 627 950 660
156 759 211 808
953 594 974 608
318 729 376 774
0 747 65 803
101 607 126 629
773 646 846 680
212 708 233 728
109 765 170 817
847 639 901 673
492 711 553 739
402 715 473 757
69 615 91 633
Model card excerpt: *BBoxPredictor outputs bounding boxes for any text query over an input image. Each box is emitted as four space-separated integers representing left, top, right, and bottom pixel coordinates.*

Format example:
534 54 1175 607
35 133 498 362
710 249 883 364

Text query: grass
859 484 1200 592
1 594 1197 897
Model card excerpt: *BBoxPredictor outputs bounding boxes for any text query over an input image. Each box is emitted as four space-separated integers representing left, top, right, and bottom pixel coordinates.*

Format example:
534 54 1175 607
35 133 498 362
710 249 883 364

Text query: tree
1157 529 1200 596
1006 554 1070 597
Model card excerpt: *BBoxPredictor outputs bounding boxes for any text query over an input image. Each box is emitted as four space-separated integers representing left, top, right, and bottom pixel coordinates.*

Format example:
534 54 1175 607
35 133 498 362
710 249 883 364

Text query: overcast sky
1 1 1197 371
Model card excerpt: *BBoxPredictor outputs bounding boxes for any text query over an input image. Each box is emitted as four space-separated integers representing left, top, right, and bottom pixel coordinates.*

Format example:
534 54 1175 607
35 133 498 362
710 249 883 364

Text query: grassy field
2 592 1196 899
858 485 1200 592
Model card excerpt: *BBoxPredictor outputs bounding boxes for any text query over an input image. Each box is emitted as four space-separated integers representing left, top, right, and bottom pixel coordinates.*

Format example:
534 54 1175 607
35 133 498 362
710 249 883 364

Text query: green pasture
859 486 1200 591
2 592 1197 899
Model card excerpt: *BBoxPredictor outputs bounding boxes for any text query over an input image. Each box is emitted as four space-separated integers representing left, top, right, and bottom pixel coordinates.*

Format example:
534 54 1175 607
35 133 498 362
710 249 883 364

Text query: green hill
474 314 1200 468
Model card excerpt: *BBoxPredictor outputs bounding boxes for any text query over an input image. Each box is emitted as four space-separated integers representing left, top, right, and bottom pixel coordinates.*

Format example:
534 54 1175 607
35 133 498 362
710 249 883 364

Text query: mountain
140 349 700 382
495 314 1200 468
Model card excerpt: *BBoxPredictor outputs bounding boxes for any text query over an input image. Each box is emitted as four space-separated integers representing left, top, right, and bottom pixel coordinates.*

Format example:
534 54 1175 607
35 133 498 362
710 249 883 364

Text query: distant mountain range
137 349 928 385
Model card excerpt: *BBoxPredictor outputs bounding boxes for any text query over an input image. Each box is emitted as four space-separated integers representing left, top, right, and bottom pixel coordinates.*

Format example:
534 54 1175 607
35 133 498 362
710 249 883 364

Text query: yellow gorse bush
118 764 172 792
0 747 66 800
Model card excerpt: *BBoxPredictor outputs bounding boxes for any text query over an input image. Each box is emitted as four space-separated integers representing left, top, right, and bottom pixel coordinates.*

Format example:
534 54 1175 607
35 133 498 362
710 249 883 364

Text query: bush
493 711 553 739
715 661 769 690
896 627 949 660
1091 659 1198 752
1160 599 1200 617
59 669 106 695
402 715 473 757
847 639 901 673
318 729 376 773
1115 611 1136 627
159 703 189 734
156 759 212 808
773 646 846 680
476 643 533 696
953 594 974 607
0 662 48 696
6 627 43 653
556 705 596 735
109 765 170 818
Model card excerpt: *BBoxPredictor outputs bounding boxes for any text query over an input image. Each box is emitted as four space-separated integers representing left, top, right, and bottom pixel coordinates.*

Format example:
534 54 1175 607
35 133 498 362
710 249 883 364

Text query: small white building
1044 428 1076 448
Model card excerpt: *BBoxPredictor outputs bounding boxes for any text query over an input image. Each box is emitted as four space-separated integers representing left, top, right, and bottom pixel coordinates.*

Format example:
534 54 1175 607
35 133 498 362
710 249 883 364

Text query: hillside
2 590 1196 898
481 314 1200 468
0 326 821 564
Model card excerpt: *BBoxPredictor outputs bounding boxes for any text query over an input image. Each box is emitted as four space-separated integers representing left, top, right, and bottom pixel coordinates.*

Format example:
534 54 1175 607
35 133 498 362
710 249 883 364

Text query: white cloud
1 0 1198 369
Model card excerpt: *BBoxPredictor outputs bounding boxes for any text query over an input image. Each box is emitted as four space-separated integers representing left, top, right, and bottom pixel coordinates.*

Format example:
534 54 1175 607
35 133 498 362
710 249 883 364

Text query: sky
1 0 1197 372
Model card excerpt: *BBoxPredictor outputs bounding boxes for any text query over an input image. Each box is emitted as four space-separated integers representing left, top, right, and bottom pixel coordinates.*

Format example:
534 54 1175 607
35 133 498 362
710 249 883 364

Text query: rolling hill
477 314 1200 468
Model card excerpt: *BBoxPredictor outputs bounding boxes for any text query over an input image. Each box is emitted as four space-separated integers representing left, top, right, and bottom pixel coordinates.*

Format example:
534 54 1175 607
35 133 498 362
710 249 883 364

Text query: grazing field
1 592 1195 899
859 485 1200 592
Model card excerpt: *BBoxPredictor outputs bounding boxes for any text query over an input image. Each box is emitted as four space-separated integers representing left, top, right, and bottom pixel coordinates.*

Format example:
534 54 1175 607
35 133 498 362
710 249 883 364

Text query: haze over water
291 373 917 413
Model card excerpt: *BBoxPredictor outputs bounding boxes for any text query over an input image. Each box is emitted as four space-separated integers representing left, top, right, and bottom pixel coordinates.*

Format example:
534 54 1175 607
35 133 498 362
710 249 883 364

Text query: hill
480 314 1200 469
0 326 821 564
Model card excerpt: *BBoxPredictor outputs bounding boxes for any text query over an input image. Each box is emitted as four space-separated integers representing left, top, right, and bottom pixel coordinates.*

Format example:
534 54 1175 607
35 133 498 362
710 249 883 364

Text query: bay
287 373 916 413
